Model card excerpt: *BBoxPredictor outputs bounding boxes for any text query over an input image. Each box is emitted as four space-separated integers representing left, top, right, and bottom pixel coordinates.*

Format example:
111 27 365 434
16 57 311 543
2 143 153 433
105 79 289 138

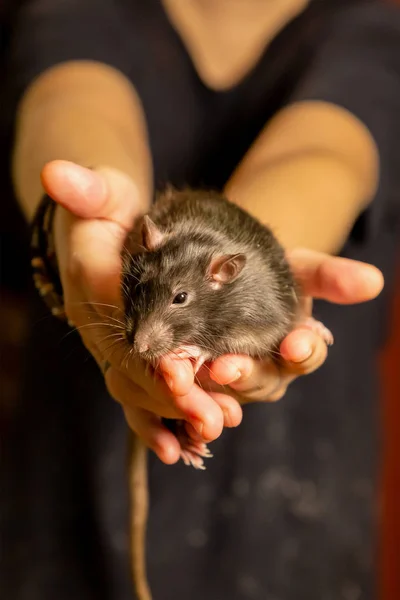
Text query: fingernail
223 409 232 427
292 340 313 362
64 162 104 196
233 370 241 381
192 419 204 436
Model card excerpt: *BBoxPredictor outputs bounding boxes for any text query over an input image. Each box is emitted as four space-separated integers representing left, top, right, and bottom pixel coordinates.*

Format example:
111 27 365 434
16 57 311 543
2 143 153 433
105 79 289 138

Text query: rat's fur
122 189 300 363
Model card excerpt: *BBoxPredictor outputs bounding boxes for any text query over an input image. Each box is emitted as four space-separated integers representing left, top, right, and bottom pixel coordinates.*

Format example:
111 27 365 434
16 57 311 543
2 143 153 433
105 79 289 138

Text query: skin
44 161 383 465
13 0 383 464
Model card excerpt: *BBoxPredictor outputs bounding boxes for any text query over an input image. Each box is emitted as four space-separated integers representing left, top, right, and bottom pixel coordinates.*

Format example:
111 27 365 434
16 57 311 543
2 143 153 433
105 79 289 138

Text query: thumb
41 160 145 230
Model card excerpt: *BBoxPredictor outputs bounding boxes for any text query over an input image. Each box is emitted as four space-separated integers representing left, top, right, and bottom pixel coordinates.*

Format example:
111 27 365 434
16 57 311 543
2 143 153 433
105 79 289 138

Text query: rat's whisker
98 332 126 346
106 344 126 365
194 374 204 390
121 347 132 371
195 361 228 392
59 321 120 343
91 312 126 326
102 338 126 356
127 347 135 370
73 301 122 313
74 322 122 333
73 304 126 328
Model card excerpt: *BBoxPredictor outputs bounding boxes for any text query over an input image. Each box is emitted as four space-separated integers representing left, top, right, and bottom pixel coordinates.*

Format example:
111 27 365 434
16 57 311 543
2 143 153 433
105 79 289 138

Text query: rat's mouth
137 344 210 374
137 347 166 365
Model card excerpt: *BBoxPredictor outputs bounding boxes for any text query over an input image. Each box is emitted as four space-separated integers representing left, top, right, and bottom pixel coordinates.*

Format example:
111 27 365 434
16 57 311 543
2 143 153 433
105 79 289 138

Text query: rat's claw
186 443 214 459
190 454 206 470
301 317 334 346
180 450 192 466
193 356 206 375
180 449 206 470
175 420 213 469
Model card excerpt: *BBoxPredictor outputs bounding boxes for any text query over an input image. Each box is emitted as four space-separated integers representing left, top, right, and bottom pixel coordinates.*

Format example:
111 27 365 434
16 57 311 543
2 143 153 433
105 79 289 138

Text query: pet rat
121 187 333 600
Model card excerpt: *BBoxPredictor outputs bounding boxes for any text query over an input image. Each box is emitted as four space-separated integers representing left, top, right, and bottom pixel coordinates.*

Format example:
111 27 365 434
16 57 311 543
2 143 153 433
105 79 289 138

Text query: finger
288 248 384 304
123 406 181 464
158 354 195 396
41 160 142 229
193 366 244 425
124 358 223 440
68 219 125 307
279 328 328 376
206 355 243 386
209 354 282 402
53 213 125 311
171 385 225 442
105 367 181 419
108 364 224 442
207 392 243 428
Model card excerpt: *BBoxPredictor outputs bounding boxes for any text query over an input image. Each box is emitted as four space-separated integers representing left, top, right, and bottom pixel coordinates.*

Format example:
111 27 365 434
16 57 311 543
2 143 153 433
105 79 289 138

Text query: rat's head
122 216 246 362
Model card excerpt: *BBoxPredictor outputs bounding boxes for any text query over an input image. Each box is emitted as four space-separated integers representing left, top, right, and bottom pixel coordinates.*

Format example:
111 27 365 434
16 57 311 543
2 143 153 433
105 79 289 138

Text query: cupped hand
45 160 230 464
45 160 384 466
144 248 384 461
202 248 384 402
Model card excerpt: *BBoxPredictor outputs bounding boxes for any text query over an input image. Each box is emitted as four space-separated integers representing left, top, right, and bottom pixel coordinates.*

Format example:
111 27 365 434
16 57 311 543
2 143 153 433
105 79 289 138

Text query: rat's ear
209 253 246 285
141 215 164 251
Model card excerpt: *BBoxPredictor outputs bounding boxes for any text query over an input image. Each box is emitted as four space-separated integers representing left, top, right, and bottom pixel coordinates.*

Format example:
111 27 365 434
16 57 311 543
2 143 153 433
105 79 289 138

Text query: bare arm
12 61 153 220
225 101 379 254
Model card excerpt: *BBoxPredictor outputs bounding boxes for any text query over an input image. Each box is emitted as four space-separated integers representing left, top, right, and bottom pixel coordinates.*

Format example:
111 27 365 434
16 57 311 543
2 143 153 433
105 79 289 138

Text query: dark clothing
2 1 400 599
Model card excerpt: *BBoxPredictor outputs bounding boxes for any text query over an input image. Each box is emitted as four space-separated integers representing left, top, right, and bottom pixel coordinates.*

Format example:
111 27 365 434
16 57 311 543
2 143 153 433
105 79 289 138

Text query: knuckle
267 385 288 402
237 373 288 403
171 394 187 415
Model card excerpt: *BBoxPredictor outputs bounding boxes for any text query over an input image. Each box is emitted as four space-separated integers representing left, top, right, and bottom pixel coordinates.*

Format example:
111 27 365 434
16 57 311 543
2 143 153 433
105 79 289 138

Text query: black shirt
2 1 400 599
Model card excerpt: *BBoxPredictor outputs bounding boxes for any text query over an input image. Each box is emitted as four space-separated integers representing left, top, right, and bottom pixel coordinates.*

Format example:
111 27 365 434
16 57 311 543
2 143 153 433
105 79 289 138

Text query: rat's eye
172 292 188 305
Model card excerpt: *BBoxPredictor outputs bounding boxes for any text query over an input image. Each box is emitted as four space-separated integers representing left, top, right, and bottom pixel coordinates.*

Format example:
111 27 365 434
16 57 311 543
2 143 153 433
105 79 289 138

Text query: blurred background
0 1 399 599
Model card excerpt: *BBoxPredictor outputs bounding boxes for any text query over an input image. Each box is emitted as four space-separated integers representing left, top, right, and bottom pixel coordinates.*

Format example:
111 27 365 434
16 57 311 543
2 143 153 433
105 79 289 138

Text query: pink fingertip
153 433 181 465
210 355 251 385
280 330 314 362
160 356 194 396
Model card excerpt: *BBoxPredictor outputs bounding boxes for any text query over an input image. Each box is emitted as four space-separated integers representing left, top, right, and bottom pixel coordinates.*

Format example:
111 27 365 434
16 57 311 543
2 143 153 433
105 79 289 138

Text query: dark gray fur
121 188 300 362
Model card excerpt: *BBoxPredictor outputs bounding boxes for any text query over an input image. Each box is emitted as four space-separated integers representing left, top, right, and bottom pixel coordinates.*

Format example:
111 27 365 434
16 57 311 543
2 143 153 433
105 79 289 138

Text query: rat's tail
129 433 152 600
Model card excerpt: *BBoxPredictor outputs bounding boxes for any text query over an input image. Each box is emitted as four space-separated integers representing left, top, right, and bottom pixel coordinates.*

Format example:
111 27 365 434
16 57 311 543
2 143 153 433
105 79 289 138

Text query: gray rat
122 187 332 466
123 189 299 364
121 187 333 600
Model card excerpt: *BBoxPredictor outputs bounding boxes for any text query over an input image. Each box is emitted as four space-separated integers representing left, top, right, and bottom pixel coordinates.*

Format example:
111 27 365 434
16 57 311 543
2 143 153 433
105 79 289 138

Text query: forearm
225 101 379 254
12 61 153 221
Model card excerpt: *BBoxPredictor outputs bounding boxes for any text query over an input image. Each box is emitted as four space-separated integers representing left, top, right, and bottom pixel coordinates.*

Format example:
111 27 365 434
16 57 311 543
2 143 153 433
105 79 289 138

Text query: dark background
0 2 398 598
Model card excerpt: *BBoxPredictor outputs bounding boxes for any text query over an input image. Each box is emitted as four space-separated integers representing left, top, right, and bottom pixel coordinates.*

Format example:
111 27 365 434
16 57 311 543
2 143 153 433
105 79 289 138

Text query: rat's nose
137 342 149 354
134 330 151 355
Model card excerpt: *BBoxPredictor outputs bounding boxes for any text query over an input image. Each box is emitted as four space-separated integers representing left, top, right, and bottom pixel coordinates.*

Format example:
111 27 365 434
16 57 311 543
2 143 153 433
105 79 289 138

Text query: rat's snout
135 332 150 354
133 320 173 358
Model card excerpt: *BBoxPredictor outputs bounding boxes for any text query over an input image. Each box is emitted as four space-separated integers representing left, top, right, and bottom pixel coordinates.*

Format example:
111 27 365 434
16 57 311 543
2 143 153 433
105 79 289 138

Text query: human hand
144 247 384 464
193 247 384 402
44 160 232 463
45 161 384 465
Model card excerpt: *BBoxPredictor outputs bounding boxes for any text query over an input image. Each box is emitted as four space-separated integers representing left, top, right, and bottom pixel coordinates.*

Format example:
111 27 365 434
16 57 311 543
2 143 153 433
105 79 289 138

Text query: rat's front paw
175 420 213 470
301 316 334 346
